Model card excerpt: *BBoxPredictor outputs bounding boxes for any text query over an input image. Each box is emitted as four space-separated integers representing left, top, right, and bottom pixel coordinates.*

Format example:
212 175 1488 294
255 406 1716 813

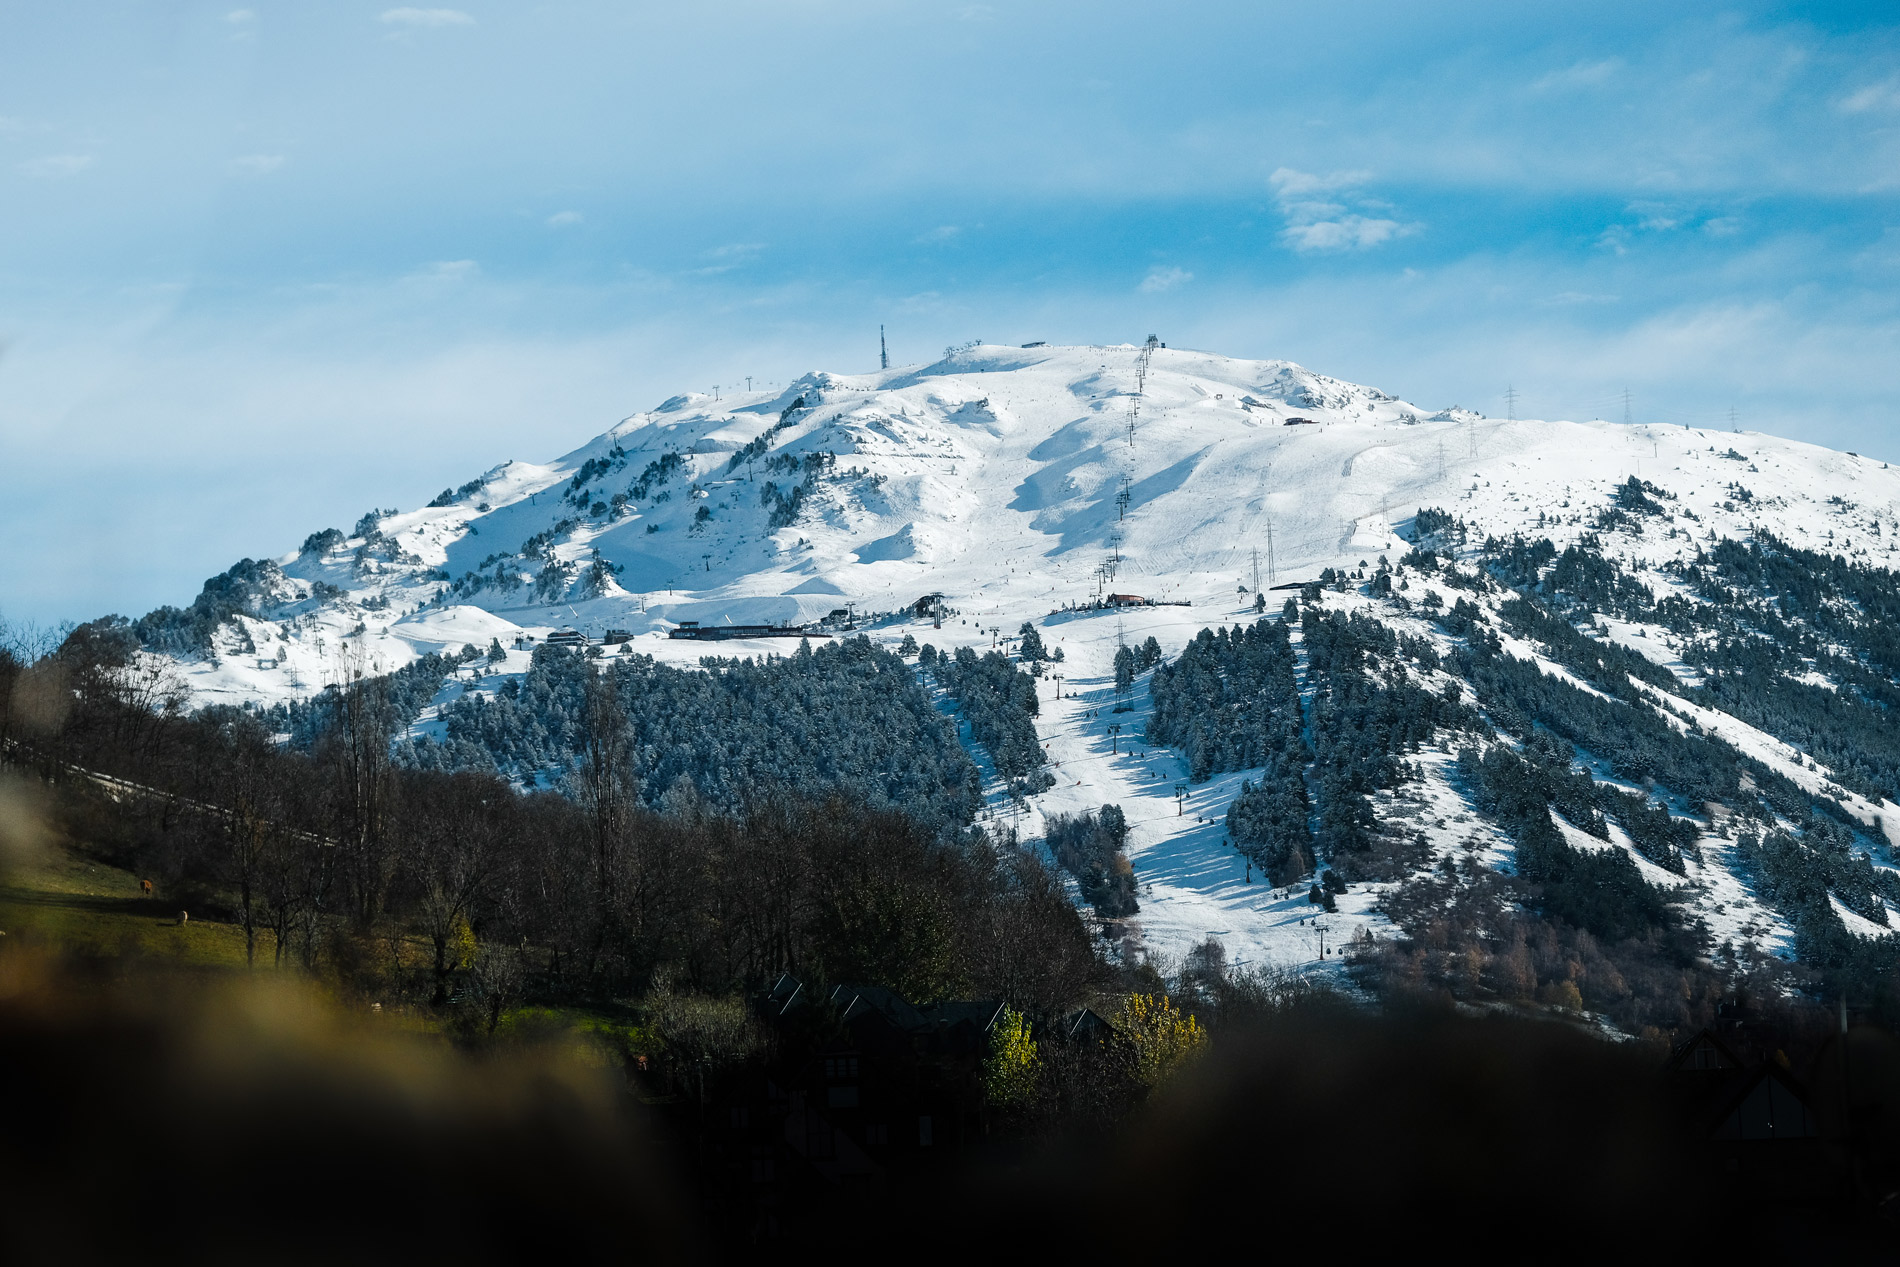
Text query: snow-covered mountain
117 341 1900 990
168 341 1892 695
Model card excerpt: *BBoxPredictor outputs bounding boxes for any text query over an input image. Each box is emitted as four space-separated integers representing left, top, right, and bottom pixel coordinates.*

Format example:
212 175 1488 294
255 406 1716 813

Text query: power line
1125 334 1158 448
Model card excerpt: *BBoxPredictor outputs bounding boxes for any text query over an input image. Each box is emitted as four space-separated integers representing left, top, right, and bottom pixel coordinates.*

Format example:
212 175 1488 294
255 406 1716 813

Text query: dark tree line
1148 618 1305 782
1138 614 1315 886
103 559 293 658
1457 743 1677 943
1443 519 1900 999
0 627 1099 1013
411 636 981 834
1302 605 1479 861
921 643 1053 801
1044 805 1137 918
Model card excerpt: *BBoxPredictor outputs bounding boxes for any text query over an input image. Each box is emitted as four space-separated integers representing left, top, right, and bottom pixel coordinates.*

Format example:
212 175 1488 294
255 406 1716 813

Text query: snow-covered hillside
124 341 1900 983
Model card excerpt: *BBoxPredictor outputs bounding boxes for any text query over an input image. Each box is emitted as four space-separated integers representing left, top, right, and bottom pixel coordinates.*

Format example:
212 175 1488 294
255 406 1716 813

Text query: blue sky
3 1 1899 627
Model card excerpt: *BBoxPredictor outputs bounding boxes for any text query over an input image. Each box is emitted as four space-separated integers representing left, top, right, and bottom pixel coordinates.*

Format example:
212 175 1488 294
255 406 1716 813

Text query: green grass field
0 840 272 969
0 835 645 1053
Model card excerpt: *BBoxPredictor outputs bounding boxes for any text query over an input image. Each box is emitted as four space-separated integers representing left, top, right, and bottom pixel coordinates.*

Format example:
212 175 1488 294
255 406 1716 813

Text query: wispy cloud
416 259 478 280
692 242 763 274
18 154 93 179
1840 75 1900 114
225 8 255 22
546 210 582 227
1268 168 1373 199
1532 58 1622 91
230 154 285 175
1269 168 1415 253
1281 217 1411 252
1138 266 1192 293
1599 203 1739 252
379 8 474 27
916 225 960 244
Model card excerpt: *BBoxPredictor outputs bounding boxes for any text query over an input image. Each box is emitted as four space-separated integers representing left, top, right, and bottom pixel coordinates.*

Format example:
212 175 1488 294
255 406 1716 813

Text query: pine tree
1018 622 1046 661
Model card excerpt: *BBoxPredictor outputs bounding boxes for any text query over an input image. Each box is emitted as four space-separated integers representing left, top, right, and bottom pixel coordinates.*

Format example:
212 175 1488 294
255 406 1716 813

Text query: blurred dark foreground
996 1006 1900 1262
3 953 1894 1265
0 950 692 1264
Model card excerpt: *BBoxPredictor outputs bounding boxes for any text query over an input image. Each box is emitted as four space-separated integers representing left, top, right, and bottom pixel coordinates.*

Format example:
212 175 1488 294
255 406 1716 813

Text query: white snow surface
154 342 1900 967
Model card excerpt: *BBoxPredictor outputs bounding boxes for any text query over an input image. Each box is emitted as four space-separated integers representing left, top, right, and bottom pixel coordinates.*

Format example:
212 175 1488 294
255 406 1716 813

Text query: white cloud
1532 58 1622 91
379 8 474 27
18 154 92 179
418 259 478 280
1268 167 1372 198
1269 168 1416 253
230 154 285 175
1597 225 1632 254
916 225 960 243
1138 266 1192 293
546 210 583 227
1280 217 1408 252
224 8 255 22
1840 76 1900 114
691 242 764 275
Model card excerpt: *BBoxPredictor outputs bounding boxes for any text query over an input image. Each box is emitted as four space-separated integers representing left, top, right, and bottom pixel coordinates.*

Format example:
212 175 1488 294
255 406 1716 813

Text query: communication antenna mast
1504 384 1518 422
880 325 889 371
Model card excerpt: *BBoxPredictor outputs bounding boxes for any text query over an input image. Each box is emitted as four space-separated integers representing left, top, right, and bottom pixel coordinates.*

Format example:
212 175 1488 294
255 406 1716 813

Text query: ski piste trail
158 342 1900 979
